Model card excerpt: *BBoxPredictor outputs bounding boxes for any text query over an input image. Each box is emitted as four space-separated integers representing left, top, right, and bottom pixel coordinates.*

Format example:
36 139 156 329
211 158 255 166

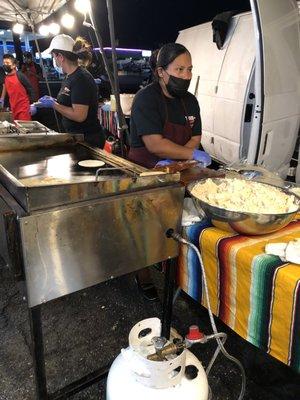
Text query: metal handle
95 167 116 181
95 166 133 181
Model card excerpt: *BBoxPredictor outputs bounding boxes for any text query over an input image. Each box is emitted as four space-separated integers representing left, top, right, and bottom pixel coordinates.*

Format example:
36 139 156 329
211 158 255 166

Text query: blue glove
155 159 173 167
192 149 211 167
30 104 37 116
36 95 56 109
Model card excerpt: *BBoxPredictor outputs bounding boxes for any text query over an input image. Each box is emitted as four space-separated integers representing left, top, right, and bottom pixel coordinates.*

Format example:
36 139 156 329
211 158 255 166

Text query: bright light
61 13 75 29
39 25 49 36
12 23 24 35
142 50 152 57
0 31 4 35
35 52 52 59
74 0 91 14
49 22 60 35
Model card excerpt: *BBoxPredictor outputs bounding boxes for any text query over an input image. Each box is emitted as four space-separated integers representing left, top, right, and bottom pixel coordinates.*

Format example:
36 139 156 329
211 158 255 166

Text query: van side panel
177 14 255 164
213 14 255 162
254 0 300 176
177 22 226 158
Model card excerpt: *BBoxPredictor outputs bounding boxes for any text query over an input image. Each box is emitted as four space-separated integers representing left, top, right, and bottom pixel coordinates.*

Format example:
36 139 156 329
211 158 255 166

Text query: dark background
38 0 251 51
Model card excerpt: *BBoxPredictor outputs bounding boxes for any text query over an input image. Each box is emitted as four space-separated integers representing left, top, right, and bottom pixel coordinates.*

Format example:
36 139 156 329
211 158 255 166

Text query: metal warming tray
14 120 54 134
0 121 19 135
0 133 185 308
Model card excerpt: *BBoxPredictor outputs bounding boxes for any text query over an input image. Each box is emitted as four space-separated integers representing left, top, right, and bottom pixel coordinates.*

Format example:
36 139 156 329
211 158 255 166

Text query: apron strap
180 98 189 119
160 88 189 124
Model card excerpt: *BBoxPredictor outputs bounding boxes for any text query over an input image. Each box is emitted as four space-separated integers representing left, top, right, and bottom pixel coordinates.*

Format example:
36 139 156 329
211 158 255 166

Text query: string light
12 23 24 34
39 25 49 36
74 0 91 14
61 13 75 29
49 22 60 35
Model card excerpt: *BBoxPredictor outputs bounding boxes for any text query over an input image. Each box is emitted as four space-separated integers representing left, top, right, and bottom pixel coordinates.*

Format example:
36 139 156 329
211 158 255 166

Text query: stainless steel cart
0 131 184 399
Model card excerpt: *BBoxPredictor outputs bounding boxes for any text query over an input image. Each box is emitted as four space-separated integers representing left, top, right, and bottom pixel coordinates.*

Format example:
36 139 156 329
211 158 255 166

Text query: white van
177 0 300 182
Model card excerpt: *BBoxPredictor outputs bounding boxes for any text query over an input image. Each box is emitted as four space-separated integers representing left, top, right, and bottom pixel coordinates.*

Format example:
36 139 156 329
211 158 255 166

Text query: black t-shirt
130 81 202 148
57 67 104 146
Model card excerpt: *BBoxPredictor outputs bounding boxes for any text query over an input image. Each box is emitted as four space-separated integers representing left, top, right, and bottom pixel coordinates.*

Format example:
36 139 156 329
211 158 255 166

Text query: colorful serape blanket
178 217 300 372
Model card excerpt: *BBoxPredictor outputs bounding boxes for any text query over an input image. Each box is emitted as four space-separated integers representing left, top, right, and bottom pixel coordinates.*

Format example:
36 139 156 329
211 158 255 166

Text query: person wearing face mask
128 42 211 168
36 34 105 148
21 52 43 102
0 54 35 121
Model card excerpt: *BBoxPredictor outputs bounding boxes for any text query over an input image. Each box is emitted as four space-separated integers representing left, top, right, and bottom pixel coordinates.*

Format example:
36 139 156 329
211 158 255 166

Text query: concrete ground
0 264 299 400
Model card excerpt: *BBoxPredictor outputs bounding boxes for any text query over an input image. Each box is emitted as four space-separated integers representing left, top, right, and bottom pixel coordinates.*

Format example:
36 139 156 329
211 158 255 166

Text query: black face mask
165 73 191 97
3 65 12 73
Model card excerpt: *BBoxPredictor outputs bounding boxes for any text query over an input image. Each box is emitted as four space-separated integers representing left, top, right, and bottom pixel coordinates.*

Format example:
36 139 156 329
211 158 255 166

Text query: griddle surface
0 144 126 186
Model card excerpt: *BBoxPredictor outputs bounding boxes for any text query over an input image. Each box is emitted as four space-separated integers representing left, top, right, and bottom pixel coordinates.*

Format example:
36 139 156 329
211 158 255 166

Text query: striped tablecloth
178 218 300 372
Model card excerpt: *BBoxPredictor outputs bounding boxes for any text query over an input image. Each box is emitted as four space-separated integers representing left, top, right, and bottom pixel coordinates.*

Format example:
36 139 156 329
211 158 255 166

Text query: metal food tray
14 120 53 134
0 122 20 135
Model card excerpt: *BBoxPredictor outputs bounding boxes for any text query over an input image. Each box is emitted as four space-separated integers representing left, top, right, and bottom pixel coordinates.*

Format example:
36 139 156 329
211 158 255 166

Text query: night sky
108 0 251 48
42 0 251 51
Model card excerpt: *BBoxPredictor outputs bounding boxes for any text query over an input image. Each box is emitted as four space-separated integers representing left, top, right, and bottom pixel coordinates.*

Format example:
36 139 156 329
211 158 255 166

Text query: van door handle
244 104 253 122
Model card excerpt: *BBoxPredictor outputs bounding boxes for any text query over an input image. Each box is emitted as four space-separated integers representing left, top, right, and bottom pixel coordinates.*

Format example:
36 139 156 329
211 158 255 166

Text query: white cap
42 34 75 55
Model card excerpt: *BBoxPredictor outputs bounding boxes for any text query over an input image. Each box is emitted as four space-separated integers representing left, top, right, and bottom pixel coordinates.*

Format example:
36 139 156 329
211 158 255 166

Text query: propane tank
106 318 209 400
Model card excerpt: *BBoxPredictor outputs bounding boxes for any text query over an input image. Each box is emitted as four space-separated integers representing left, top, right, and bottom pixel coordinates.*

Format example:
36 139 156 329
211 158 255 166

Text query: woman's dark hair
73 36 92 66
156 43 190 69
52 50 78 62
149 49 159 73
53 37 92 65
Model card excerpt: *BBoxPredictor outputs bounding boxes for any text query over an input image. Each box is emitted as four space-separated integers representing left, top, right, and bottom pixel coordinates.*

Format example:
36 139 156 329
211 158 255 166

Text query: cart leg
29 306 48 400
161 257 177 339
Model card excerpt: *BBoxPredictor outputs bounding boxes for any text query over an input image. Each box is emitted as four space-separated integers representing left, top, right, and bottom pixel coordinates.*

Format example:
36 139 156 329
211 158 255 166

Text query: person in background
0 54 35 121
74 37 93 69
36 34 105 148
0 66 5 95
129 43 211 300
21 52 43 102
75 38 103 85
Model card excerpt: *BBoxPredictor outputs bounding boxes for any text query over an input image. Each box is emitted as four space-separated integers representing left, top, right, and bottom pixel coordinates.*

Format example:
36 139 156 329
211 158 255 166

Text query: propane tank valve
152 336 167 351
147 339 186 361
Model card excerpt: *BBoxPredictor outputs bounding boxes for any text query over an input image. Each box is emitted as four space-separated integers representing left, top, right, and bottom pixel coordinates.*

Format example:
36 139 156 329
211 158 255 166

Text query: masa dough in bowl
191 178 299 214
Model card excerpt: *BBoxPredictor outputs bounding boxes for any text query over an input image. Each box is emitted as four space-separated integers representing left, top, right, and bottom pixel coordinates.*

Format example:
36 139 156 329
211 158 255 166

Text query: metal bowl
187 178 300 236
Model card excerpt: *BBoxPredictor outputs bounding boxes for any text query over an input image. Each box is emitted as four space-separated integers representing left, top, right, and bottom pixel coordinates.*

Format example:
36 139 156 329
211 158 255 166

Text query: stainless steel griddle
0 132 184 308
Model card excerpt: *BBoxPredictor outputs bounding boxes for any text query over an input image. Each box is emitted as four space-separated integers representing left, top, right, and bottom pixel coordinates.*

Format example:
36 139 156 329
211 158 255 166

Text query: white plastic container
120 93 135 116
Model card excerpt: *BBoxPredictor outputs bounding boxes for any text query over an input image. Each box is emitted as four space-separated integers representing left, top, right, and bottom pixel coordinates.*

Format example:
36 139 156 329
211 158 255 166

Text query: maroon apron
128 94 192 168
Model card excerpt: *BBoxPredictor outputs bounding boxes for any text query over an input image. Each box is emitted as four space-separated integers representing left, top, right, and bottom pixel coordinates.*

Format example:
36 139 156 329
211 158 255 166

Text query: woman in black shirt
37 34 105 148
129 43 211 168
